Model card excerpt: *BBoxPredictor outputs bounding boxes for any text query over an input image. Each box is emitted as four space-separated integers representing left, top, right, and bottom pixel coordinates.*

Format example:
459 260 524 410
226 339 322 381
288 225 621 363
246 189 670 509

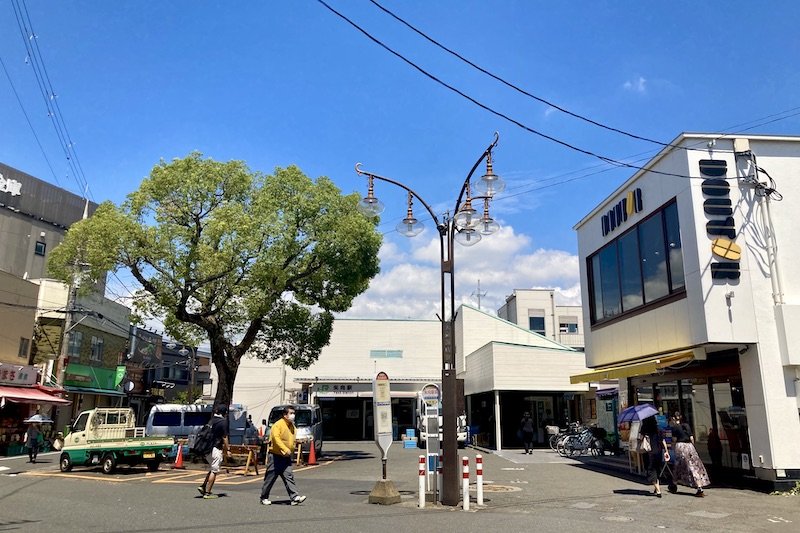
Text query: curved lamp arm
452 132 499 215
355 163 444 232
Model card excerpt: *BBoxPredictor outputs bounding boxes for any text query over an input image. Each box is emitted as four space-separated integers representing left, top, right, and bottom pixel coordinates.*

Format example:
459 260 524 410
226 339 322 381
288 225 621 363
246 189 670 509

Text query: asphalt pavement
1 443 798 532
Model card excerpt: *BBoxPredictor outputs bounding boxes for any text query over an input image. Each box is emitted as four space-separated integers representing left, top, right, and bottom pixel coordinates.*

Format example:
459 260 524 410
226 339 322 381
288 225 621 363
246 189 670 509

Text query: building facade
498 288 584 350
219 302 591 449
573 133 800 488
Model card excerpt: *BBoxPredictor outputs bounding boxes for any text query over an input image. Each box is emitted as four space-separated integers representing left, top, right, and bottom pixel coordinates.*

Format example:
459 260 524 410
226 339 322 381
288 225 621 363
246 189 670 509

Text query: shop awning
64 386 126 397
0 385 72 405
570 352 694 384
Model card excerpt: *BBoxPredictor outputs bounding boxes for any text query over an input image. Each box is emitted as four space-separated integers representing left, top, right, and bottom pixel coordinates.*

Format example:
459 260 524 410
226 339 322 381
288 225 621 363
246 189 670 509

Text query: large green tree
49 153 381 405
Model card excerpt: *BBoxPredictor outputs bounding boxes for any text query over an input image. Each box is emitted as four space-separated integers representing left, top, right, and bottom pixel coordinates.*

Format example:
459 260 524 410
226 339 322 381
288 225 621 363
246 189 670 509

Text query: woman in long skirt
668 412 710 497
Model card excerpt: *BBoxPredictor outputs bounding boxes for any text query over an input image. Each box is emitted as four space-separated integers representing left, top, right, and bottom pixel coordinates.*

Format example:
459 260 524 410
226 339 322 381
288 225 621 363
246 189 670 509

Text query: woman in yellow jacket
260 406 307 506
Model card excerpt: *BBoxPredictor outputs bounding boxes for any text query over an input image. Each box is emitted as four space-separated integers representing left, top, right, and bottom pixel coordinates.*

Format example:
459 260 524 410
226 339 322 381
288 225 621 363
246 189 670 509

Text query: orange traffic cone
307 438 317 466
172 441 185 469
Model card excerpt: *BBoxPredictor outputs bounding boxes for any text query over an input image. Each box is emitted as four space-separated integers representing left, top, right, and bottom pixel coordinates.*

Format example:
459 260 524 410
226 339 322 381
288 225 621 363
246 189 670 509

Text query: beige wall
0 271 38 364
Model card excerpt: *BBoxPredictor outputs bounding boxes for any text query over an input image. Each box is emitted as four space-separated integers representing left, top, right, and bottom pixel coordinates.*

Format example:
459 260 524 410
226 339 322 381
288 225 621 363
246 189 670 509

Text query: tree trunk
212 347 238 407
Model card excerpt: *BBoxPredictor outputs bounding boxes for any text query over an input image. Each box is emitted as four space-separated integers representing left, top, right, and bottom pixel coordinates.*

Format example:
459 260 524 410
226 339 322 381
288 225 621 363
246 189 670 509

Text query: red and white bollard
462 456 470 511
418 455 426 508
476 454 484 506
436 453 443 503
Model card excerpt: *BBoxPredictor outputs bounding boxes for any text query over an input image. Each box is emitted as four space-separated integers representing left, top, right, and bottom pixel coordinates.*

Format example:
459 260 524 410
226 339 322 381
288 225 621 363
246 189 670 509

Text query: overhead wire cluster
8 0 93 200
316 0 797 234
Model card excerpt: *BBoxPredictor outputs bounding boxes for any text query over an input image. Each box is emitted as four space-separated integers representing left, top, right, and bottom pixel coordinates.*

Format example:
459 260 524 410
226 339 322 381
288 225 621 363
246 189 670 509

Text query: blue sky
2 1 799 320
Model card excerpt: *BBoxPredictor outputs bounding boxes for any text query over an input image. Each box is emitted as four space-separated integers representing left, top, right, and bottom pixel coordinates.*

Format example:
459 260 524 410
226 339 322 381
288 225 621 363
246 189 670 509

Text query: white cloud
341 224 581 319
623 76 647 93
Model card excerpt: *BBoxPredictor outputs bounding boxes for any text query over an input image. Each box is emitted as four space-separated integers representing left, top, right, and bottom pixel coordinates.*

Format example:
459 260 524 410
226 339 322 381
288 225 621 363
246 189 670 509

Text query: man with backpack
197 404 229 499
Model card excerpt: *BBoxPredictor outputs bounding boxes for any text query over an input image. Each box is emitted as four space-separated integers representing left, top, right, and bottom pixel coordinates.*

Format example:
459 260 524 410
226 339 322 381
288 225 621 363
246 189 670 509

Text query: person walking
519 412 535 454
197 404 229 499
24 422 41 463
639 415 669 497
260 405 306 506
667 412 710 497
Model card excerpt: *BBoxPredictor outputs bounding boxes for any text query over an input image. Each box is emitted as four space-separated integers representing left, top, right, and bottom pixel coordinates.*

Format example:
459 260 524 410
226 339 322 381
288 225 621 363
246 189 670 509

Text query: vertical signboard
373 372 393 462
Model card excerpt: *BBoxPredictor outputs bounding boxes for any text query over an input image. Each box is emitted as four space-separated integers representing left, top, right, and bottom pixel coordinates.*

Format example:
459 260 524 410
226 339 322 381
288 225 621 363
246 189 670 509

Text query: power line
0 53 60 185
10 0 93 199
315 0 735 181
20 0 92 197
367 0 700 153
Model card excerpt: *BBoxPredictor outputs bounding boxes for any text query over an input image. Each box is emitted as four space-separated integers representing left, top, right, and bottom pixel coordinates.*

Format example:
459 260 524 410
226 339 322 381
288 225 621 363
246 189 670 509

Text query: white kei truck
58 407 175 474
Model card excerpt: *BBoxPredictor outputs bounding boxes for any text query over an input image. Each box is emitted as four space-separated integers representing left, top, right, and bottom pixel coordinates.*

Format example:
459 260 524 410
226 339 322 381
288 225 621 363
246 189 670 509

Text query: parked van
268 404 322 457
146 403 248 445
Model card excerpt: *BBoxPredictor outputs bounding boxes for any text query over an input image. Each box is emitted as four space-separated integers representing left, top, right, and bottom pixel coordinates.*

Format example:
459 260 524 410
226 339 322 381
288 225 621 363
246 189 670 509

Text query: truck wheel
59 453 73 472
146 459 161 472
101 453 117 475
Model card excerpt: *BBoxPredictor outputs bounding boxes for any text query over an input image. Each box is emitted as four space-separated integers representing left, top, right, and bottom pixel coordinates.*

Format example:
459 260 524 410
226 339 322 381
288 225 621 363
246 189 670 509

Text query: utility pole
56 275 79 388
471 279 487 310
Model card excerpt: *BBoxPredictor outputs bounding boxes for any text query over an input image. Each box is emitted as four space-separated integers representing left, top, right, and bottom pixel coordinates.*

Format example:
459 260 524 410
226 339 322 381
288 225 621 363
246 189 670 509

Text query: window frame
587 198 686 327
18 337 30 359
34 241 46 256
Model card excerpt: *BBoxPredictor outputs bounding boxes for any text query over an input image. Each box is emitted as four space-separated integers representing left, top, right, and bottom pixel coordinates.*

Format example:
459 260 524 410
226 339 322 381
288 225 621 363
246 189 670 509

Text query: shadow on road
613 488 656 497
328 450 376 462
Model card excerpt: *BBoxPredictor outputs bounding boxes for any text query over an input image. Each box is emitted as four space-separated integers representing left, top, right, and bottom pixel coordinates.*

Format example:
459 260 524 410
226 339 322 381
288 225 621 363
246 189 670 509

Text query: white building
216 302 590 449
498 289 584 350
573 133 800 488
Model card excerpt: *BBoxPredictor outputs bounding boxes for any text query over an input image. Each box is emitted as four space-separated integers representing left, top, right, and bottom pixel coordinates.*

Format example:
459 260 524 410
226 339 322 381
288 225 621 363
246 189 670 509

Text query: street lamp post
356 133 504 506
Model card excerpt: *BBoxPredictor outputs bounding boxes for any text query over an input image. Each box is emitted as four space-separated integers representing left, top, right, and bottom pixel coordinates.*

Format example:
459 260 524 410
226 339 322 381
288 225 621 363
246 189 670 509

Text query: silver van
146 404 248 445
268 404 322 457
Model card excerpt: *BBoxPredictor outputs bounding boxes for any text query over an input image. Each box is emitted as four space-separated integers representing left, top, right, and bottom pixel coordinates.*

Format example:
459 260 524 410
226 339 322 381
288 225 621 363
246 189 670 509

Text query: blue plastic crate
403 439 418 449
405 428 415 438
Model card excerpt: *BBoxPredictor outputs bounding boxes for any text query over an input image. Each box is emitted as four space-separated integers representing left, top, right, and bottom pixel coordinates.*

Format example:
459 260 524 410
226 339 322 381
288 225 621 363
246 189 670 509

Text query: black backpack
191 423 215 455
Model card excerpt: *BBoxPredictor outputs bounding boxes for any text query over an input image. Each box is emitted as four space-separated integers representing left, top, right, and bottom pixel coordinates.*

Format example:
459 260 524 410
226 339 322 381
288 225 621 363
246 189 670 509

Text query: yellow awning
570 352 694 384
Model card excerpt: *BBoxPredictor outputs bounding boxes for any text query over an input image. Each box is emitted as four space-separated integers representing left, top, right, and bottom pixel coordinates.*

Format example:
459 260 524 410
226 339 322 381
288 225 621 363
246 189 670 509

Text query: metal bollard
418 455 426 508
476 454 483 506
462 456 470 511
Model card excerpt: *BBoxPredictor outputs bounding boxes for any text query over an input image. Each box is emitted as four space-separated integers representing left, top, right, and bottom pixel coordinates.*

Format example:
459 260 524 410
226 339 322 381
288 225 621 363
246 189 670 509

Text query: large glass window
664 202 685 290
591 254 603 322
618 230 643 311
588 200 685 324
639 214 669 302
599 243 621 318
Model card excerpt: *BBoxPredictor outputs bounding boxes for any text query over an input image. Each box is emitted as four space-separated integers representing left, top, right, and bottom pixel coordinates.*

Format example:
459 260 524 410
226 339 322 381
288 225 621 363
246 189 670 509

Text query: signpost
368 372 400 505
420 383 441 498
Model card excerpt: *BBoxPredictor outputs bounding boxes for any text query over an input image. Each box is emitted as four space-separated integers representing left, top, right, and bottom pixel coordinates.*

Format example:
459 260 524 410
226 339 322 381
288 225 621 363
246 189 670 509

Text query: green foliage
770 481 800 496
49 153 382 403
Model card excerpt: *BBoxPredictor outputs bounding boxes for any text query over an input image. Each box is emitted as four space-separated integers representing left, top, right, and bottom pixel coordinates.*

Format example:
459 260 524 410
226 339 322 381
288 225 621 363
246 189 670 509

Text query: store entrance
631 355 750 476
319 397 416 441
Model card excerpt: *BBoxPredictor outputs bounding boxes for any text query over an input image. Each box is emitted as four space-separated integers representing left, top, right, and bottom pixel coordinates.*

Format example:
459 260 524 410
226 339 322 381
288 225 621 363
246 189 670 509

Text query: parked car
268 404 323 457
146 403 248 446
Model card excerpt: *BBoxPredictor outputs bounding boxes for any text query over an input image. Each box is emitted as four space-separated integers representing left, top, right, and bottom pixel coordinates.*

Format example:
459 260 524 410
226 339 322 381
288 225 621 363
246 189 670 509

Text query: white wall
455 304 573 374
575 133 800 478
219 318 442 424
463 342 590 395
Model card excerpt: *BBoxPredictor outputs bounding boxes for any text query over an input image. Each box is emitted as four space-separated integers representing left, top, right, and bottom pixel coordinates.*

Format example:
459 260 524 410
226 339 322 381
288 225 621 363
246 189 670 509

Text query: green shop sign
64 363 126 391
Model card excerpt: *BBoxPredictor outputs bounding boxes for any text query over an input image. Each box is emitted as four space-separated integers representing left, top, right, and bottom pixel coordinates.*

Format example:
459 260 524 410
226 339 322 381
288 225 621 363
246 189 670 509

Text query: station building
572 133 800 487
221 301 591 449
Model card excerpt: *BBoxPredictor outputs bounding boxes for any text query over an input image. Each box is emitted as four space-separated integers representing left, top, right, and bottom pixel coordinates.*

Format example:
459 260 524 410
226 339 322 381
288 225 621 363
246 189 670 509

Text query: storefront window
663 202 685 290
599 243 621 318
591 254 603 322
639 214 669 303
587 199 686 324
619 230 643 311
